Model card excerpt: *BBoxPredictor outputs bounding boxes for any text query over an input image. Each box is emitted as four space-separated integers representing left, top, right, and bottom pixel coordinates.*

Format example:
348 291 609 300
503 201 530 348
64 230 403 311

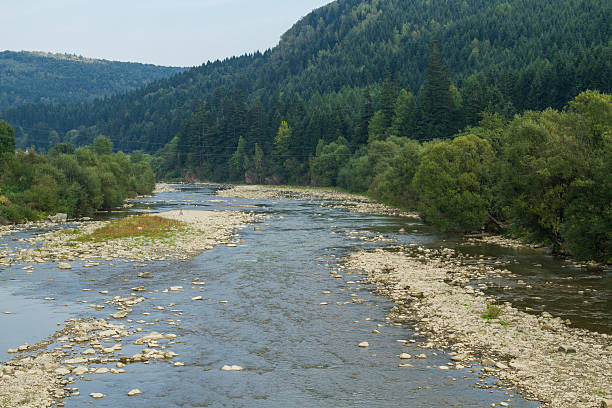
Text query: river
1 184 609 407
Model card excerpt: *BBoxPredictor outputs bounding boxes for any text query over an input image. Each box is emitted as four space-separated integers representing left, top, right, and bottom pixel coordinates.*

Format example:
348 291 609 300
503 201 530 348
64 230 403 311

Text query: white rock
72 366 89 376
191 296 203 301
358 342 369 348
399 353 412 359
54 367 71 376
90 393 105 399
58 262 72 269
221 365 243 371
128 389 142 396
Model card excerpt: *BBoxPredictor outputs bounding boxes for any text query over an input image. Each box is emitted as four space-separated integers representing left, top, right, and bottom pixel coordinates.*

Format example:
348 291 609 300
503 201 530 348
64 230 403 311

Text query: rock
191 296 203 301
415 354 427 359
111 311 129 319
131 286 146 292
137 272 154 278
128 389 142 397
601 399 612 408
372 329 380 334
90 393 105 399
83 349 96 355
55 367 71 376
495 362 509 370
169 286 183 292
221 365 243 371
95 367 110 374
439 365 450 370
399 353 412 359
58 262 72 270
64 357 87 365
558 345 577 353
358 342 369 348
72 366 89 376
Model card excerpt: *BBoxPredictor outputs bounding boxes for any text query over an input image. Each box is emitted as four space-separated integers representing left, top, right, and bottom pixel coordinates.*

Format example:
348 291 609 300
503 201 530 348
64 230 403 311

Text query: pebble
58 262 72 269
128 389 142 397
358 342 369 348
399 353 412 359
90 393 105 399
191 296 203 301
221 365 243 371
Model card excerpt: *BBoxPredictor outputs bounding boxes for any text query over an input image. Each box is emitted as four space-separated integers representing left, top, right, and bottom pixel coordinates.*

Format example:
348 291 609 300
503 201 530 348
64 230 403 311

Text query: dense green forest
0 121 155 224
1 0 610 261
0 51 183 112
2 0 610 152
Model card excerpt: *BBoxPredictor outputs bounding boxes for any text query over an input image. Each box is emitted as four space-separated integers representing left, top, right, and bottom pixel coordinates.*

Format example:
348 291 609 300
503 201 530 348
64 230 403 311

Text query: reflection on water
1 184 606 406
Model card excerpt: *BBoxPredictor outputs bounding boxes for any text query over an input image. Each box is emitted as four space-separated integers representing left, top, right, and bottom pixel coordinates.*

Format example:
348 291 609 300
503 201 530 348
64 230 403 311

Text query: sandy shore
343 247 612 408
1 210 255 267
218 185 420 218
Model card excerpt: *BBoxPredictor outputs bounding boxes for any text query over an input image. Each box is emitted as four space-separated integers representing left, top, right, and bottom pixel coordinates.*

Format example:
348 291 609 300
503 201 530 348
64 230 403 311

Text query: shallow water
0 184 608 407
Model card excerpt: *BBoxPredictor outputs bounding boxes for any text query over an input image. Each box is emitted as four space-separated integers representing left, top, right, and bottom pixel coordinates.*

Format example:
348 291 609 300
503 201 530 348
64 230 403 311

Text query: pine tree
416 42 457 140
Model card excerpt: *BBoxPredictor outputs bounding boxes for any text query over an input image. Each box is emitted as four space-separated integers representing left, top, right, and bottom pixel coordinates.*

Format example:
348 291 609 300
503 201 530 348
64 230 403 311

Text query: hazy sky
1 0 332 67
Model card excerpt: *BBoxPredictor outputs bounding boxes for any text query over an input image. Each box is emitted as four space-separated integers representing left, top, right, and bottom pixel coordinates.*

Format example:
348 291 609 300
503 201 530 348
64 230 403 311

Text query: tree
415 42 458 140
391 89 417 138
0 121 16 157
413 134 496 231
92 135 113 155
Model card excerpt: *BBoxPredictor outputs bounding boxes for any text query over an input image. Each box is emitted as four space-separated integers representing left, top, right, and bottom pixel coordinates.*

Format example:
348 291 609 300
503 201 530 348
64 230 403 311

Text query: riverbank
218 184 420 218
343 247 612 408
1 210 255 267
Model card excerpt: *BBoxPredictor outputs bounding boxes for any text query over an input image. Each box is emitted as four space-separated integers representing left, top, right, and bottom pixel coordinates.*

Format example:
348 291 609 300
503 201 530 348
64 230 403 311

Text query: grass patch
79 215 185 242
481 303 502 320
60 228 82 235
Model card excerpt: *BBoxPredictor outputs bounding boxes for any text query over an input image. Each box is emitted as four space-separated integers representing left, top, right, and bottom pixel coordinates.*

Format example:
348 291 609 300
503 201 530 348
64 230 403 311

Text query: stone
221 365 243 371
58 262 72 270
128 389 142 397
55 367 71 376
94 367 110 374
558 345 577 353
358 342 369 348
72 366 89 376
415 354 427 359
90 393 105 399
131 286 146 292
191 296 203 301
138 272 154 278
495 362 508 370
399 353 412 359
169 286 183 292
601 399 612 408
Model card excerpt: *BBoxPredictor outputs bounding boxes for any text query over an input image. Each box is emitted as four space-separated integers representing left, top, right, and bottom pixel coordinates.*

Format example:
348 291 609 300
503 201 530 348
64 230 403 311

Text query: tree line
0 123 155 224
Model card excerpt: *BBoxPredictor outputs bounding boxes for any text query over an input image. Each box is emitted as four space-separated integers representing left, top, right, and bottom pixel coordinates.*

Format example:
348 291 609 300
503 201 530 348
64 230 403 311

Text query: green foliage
371 139 421 208
481 304 502 320
413 134 495 231
0 130 156 224
0 120 15 156
310 138 351 186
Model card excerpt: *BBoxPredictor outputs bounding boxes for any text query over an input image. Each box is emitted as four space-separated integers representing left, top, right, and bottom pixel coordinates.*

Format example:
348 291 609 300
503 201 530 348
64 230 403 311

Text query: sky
1 0 333 67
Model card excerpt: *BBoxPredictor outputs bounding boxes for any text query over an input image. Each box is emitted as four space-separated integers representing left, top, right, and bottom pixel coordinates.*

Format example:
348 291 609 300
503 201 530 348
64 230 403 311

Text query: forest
0 121 155 224
0 0 610 261
0 51 183 112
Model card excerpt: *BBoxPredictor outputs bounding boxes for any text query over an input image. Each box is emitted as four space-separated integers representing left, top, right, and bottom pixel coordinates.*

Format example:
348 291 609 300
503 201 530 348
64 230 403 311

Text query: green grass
481 303 502 320
78 215 185 242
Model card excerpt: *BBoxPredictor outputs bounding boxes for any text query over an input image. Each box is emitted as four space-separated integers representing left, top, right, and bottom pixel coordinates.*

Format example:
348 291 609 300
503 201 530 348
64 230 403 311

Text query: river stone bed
217 184 420 218
342 247 612 408
0 209 256 407
0 210 255 266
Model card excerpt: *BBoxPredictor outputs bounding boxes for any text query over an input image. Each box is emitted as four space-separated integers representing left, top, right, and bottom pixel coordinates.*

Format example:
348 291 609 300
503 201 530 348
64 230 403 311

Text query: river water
0 184 610 407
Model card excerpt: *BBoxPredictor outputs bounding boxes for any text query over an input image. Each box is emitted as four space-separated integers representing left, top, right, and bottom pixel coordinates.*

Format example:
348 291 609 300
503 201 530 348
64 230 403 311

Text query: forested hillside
0 51 183 112
2 0 610 153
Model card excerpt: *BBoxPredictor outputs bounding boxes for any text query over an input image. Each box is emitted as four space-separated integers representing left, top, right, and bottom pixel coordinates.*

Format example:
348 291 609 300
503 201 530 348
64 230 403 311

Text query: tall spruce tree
416 42 457 140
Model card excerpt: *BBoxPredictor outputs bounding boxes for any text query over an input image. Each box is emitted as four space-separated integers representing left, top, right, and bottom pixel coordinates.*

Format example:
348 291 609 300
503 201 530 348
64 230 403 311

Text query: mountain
1 0 610 156
0 51 184 111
